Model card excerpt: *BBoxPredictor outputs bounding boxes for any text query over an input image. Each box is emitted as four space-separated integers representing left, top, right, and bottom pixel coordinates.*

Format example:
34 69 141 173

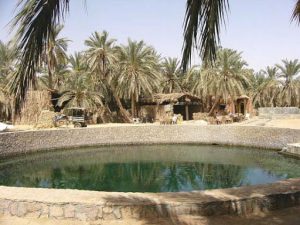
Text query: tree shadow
101 178 300 225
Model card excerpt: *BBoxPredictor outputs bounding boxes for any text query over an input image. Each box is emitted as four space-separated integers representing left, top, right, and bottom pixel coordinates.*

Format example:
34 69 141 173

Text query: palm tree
0 41 17 121
253 67 280 107
84 31 131 122
0 41 17 78
38 64 69 90
10 0 300 113
188 48 250 115
115 39 161 117
57 53 104 109
276 59 300 106
43 24 69 89
161 58 183 93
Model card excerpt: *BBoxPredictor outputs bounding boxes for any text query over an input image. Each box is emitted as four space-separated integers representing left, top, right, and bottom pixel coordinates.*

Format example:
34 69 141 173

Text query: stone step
280 143 300 158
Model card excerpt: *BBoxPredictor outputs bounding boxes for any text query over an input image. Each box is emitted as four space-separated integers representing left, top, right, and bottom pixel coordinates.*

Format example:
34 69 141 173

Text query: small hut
140 93 202 121
235 95 251 115
222 95 253 116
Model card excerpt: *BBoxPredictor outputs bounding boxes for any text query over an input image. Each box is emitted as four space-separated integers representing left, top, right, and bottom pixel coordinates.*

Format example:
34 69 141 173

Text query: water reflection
0 145 299 192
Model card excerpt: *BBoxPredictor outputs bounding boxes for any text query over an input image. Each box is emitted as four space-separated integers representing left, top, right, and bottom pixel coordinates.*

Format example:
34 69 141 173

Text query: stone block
0 200 11 215
17 202 27 217
39 204 49 218
49 205 64 219
102 206 116 220
9 202 18 216
113 207 122 219
25 202 43 218
75 205 98 221
63 204 75 219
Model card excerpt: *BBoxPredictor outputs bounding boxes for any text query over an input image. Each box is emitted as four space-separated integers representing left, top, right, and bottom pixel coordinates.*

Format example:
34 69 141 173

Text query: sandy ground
1 206 299 225
7 117 300 132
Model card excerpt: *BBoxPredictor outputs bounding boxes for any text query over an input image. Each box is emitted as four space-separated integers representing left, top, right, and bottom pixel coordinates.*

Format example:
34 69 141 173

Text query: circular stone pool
0 145 300 192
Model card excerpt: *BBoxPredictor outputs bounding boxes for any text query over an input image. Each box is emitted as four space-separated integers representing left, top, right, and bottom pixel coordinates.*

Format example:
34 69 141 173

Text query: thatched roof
153 93 201 104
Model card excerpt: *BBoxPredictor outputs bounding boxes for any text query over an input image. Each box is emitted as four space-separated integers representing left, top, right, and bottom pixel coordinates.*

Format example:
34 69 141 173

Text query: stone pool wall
0 125 300 157
0 178 299 222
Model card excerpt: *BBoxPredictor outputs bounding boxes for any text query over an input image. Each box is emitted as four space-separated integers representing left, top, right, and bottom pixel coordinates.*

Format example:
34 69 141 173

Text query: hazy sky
0 0 299 71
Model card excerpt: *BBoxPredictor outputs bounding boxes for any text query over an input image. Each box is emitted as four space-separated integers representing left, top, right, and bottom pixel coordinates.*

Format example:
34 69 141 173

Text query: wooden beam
185 104 189 120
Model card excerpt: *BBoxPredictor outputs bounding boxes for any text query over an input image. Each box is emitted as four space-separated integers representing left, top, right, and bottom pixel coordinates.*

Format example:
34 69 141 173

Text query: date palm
161 58 183 93
58 53 104 109
0 41 17 78
253 67 280 107
84 31 131 122
276 59 300 106
115 40 161 117
43 24 69 90
0 41 17 121
186 48 250 115
38 64 69 90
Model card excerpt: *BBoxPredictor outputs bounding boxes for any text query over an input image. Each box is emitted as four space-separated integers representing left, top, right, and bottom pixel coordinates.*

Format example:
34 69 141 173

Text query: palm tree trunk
113 92 132 122
131 93 136 118
47 62 53 90
208 96 220 116
102 78 132 123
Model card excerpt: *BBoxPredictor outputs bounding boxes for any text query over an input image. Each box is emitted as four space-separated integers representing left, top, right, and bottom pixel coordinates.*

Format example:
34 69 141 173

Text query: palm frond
9 0 70 114
292 0 300 24
182 0 229 71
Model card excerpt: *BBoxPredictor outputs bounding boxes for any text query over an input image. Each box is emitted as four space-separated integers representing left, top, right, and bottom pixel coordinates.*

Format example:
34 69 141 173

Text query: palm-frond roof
142 92 201 104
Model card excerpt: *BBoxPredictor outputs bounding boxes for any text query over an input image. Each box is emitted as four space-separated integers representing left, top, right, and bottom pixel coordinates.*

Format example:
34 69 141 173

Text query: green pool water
0 145 299 192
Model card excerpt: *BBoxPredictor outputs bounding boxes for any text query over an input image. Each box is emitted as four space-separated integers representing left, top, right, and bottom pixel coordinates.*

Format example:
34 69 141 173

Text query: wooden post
185 104 189 121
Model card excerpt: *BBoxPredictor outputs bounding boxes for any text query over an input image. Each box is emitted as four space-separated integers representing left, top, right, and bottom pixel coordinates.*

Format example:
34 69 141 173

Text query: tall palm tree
10 0 71 113
210 48 250 98
58 53 104 109
9 0 300 112
84 31 131 122
161 58 183 93
115 40 161 117
43 24 69 90
189 48 250 115
253 67 280 107
276 59 300 106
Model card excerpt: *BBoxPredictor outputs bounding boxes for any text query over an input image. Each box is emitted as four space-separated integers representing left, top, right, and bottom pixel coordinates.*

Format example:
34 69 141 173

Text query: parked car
53 107 87 128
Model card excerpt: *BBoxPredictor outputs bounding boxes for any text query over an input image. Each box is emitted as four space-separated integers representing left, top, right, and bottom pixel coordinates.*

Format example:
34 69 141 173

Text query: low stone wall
259 107 300 119
0 179 300 222
1 125 300 158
